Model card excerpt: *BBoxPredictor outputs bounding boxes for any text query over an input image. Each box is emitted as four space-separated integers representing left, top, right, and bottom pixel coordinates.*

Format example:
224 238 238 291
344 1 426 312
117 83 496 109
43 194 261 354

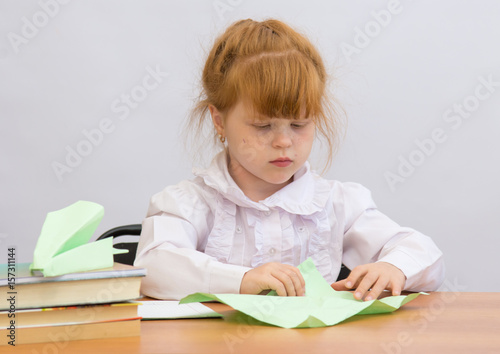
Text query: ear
209 104 225 136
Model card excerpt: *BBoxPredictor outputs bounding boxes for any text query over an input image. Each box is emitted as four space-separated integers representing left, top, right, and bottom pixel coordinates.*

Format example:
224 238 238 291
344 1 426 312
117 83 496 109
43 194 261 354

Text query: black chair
96 224 142 265
337 264 350 281
97 223 351 280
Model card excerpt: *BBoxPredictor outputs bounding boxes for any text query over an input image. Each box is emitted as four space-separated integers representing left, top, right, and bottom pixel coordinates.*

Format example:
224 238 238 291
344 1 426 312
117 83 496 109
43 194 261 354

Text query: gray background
1 0 499 291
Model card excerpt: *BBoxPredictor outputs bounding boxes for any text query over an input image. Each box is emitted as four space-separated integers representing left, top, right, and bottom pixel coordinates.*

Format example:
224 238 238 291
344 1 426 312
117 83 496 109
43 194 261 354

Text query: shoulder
309 168 373 201
147 177 216 218
330 180 374 202
318 177 377 214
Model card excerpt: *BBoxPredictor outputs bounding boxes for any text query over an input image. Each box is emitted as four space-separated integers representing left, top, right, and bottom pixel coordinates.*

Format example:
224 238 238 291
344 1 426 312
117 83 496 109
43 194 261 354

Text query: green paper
180 258 423 328
30 201 127 276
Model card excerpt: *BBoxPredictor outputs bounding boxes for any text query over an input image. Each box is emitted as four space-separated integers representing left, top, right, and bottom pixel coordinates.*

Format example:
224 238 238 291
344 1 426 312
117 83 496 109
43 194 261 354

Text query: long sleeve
339 182 445 291
134 181 251 300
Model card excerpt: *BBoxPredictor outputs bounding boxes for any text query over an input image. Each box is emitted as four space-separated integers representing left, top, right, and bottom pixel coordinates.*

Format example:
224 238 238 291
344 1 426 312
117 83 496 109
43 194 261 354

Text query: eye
291 120 310 129
253 124 271 130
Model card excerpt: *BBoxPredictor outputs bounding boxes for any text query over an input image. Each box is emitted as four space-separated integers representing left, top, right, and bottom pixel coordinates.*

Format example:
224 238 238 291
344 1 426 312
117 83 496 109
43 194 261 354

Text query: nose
271 128 292 149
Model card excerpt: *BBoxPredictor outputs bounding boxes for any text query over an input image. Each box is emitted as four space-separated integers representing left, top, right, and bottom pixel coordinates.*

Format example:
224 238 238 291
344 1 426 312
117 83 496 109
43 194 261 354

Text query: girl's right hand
239 262 305 296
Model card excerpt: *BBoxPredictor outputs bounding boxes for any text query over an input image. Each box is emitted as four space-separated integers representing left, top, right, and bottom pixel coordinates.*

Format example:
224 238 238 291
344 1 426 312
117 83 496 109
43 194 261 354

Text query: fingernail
346 281 352 288
354 292 361 299
365 296 372 301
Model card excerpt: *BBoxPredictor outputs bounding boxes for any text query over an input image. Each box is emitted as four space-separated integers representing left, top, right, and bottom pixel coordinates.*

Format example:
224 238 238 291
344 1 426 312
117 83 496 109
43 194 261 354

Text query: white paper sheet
134 300 222 320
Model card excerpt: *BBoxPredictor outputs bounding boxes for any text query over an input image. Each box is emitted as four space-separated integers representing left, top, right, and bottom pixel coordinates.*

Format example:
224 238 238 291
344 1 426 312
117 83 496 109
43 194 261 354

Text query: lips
270 157 292 167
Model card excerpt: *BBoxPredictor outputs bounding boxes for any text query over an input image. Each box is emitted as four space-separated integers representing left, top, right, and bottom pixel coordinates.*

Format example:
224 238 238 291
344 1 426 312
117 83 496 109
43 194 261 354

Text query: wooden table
15 292 500 354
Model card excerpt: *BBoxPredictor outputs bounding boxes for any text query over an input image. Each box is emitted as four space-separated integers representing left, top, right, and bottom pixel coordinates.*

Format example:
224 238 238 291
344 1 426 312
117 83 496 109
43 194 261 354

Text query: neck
240 178 292 202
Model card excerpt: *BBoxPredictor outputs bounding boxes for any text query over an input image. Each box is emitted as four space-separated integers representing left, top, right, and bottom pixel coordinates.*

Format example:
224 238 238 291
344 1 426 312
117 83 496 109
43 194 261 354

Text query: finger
277 272 296 296
294 268 306 289
287 267 306 295
276 265 305 296
364 276 390 301
390 279 403 296
288 271 305 296
273 269 300 296
344 266 368 290
330 279 350 291
378 262 406 295
353 272 378 300
267 276 287 296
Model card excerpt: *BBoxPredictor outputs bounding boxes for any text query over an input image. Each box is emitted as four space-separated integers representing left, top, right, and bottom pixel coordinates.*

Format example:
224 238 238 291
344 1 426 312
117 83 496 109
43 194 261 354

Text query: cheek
293 129 315 152
292 129 314 143
233 136 265 163
255 130 274 145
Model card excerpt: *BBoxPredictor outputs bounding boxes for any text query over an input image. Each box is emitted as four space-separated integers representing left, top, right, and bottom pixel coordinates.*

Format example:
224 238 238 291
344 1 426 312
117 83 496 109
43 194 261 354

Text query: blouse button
269 248 276 255
264 210 271 216
235 226 242 233
298 227 305 233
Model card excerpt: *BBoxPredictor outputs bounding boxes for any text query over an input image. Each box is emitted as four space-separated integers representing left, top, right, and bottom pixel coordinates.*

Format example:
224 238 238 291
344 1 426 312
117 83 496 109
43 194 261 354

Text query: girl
134 19 444 301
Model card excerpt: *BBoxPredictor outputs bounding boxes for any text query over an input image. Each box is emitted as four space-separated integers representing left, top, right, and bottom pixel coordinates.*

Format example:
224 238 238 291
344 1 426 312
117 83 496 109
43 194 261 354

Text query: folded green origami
30 201 127 277
180 258 422 328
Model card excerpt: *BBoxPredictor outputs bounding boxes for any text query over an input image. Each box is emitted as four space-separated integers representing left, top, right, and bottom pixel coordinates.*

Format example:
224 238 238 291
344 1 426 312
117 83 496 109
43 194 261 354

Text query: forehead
227 98 308 121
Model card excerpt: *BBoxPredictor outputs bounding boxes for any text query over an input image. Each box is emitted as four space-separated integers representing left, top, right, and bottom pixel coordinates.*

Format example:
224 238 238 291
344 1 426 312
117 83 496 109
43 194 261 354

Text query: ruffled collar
192 152 332 215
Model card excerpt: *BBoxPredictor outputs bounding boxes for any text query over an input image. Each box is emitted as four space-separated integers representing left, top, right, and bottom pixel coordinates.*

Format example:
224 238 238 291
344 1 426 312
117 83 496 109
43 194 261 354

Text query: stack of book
0 262 146 345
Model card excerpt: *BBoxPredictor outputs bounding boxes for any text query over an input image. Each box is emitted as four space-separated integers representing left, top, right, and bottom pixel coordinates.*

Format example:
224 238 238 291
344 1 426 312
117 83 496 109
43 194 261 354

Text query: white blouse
135 152 444 300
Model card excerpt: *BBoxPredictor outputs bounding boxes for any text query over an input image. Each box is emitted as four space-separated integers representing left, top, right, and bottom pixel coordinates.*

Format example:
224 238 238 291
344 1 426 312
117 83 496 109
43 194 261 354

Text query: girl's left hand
330 262 406 301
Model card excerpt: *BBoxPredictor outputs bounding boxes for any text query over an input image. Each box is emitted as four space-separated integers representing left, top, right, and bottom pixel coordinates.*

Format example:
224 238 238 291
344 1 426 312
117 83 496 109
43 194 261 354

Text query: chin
267 175 294 185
